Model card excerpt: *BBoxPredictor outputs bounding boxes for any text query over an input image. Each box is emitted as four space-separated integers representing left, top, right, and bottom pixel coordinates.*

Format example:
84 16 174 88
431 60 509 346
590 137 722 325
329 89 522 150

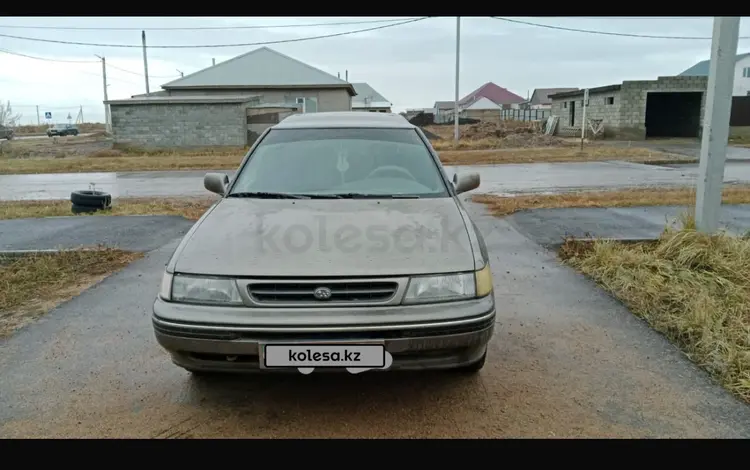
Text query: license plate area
260 340 386 370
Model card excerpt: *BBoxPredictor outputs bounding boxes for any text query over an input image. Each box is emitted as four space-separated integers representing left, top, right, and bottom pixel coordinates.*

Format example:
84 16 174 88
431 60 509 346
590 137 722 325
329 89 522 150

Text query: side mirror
204 172 230 196
453 172 480 194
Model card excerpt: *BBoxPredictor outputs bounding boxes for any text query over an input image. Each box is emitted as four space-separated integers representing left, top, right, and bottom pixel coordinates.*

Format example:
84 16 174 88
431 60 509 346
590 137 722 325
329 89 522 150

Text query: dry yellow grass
559 219 750 402
0 248 143 338
0 197 218 221
440 146 691 165
473 186 750 217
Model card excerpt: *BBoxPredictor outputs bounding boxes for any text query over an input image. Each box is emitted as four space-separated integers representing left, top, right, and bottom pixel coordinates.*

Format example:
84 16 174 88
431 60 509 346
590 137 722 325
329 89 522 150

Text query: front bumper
152 295 495 373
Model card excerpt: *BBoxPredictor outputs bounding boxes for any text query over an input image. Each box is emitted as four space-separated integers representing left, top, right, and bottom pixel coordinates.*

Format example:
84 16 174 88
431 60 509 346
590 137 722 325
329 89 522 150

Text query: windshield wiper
227 192 310 199
331 193 421 199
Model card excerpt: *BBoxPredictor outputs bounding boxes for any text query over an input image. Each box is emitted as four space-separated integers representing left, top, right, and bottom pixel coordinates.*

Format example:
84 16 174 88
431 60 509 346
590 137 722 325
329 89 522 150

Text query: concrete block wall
110 102 247 148
618 76 708 139
551 90 621 137
551 76 709 139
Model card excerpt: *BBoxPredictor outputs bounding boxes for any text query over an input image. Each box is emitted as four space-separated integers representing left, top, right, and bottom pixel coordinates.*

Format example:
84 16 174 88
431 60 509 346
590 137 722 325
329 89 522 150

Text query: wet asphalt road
1 200 749 438
2 160 750 201
0 215 196 252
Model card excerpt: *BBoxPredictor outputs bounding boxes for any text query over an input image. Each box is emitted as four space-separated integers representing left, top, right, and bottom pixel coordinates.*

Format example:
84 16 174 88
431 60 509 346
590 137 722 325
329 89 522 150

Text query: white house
351 83 392 113
680 52 750 96
464 97 501 110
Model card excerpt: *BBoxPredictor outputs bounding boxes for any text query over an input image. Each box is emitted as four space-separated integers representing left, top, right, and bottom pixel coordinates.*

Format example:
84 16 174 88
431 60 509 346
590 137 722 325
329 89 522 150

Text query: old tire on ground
71 203 111 215
71 190 111 208
456 350 487 374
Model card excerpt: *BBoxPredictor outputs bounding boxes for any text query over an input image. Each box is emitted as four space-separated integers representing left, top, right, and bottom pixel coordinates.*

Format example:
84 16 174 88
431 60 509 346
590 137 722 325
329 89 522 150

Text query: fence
730 96 750 127
500 108 550 121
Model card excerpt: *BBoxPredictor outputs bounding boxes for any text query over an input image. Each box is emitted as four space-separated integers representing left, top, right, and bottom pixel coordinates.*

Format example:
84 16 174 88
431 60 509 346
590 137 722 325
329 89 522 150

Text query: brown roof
458 82 525 107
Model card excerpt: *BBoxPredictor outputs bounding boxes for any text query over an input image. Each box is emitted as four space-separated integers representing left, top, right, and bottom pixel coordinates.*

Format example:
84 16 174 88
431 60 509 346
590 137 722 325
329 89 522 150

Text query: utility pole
95 54 111 133
142 30 150 94
80 105 84 123
695 17 741 233
36 105 40 125
580 88 589 150
453 16 461 142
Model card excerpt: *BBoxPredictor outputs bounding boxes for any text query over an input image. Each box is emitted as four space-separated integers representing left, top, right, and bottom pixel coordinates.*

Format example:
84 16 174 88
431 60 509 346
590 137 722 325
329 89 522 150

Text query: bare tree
0 101 22 127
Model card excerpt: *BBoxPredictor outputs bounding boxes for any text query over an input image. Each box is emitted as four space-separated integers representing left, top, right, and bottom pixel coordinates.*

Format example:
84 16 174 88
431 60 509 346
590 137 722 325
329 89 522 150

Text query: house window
744 67 750 78
606 97 615 105
563 102 567 109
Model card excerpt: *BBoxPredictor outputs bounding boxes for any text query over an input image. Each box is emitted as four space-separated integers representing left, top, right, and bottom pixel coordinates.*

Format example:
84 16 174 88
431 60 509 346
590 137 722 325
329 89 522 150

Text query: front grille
247 281 399 305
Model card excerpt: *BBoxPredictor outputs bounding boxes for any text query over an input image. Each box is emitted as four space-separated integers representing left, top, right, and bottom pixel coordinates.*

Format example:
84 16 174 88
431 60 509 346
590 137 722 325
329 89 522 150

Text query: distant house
523 88 579 109
679 52 750 96
351 83 392 113
106 46 356 147
548 75 708 140
432 101 456 123
464 97 501 110
457 82 525 109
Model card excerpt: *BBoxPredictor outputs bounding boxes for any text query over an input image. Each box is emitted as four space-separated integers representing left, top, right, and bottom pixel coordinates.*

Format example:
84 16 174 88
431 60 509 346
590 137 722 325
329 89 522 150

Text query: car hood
173 197 476 277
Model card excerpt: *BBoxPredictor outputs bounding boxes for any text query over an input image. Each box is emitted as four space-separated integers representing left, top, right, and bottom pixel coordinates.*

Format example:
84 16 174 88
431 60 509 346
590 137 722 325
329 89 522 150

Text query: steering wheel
365 165 415 181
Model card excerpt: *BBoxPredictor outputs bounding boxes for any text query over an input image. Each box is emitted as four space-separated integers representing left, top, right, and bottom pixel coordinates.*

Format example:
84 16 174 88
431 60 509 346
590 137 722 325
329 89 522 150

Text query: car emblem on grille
313 287 333 300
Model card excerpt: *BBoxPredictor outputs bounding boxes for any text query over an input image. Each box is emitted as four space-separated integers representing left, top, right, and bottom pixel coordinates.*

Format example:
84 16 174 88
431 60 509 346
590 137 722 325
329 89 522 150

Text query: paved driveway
2 161 750 201
0 215 196 252
1 200 748 438
508 204 750 246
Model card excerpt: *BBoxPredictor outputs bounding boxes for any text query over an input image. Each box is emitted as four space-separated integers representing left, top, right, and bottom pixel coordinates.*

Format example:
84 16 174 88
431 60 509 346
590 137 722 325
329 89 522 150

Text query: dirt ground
0 134 114 159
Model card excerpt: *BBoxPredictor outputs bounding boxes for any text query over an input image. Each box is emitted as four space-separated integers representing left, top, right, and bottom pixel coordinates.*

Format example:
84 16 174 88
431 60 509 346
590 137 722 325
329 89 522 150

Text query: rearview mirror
204 172 230 196
453 172 480 194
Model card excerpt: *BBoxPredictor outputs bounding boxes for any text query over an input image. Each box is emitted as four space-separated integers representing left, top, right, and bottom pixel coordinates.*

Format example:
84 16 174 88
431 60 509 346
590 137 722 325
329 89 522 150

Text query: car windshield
229 128 449 198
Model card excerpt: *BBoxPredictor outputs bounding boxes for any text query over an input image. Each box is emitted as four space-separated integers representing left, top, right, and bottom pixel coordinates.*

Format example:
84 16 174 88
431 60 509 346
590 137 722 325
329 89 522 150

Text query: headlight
169 274 243 305
159 271 173 300
404 272 475 304
403 264 493 304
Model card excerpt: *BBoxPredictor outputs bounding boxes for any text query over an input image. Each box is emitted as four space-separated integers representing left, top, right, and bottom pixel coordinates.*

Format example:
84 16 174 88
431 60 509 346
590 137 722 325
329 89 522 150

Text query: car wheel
456 350 486 374
70 190 112 209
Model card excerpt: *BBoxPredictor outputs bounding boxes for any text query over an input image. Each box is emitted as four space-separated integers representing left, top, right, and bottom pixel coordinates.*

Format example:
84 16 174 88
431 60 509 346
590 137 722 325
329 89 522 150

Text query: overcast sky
1 16 749 125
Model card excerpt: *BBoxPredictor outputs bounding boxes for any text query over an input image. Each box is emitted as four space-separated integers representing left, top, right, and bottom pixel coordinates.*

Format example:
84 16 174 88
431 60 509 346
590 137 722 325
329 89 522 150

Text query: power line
491 17 750 40
0 48 178 79
0 49 142 86
0 48 98 63
0 17 430 49
106 62 177 79
0 17 421 31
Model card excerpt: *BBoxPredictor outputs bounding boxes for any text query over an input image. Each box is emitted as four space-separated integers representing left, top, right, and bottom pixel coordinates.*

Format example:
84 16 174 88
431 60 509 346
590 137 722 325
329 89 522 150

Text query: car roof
273 111 416 130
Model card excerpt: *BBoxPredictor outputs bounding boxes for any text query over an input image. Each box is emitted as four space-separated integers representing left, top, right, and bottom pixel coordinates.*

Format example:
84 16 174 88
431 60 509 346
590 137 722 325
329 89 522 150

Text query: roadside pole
96 55 111 133
580 88 589 151
453 16 461 142
142 30 150 94
695 17 740 233
36 105 40 125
